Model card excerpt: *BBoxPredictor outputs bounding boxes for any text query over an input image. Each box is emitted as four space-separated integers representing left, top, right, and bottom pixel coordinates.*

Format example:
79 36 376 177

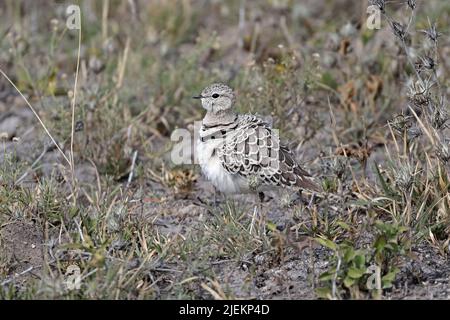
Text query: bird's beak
192 95 203 99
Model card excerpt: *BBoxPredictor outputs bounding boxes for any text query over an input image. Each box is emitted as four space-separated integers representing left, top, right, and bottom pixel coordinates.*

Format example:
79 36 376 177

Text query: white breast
196 138 248 194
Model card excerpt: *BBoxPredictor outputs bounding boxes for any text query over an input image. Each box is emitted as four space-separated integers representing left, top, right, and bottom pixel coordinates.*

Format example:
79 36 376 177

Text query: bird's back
198 113 319 193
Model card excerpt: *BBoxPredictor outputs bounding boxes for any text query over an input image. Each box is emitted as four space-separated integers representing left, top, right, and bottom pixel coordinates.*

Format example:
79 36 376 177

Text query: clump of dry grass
314 0 449 299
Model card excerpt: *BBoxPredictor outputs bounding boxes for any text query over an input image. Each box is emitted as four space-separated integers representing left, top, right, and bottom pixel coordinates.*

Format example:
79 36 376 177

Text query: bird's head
193 83 236 113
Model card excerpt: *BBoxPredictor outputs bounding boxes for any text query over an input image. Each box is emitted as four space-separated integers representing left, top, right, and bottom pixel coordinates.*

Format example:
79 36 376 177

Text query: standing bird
194 83 319 230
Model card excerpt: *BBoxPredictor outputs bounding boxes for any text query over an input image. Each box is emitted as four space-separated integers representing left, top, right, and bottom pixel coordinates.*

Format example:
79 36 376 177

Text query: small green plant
315 239 367 299
315 220 410 299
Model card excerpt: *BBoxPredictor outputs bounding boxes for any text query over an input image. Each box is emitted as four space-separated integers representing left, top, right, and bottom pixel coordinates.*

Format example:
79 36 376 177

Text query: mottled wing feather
217 115 319 191
279 145 320 191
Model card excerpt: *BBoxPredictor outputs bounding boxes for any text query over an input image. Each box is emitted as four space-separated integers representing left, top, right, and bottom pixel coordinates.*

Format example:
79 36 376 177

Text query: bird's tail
296 176 322 193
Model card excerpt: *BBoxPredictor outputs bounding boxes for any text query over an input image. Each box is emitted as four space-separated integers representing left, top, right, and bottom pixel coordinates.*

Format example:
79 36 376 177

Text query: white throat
202 110 237 127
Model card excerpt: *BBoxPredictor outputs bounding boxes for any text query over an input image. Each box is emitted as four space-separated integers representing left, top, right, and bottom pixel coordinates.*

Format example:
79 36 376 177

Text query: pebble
0 115 21 138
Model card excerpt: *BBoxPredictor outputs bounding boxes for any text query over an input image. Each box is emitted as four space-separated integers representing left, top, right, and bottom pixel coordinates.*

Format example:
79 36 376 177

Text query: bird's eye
212 93 219 98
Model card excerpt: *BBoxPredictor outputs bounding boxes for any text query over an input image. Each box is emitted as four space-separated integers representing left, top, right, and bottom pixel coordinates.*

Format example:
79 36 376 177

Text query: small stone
340 22 357 37
88 56 105 74
0 116 21 137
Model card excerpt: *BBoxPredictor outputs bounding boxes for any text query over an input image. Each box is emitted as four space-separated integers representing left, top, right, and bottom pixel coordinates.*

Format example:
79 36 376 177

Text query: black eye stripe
212 93 219 98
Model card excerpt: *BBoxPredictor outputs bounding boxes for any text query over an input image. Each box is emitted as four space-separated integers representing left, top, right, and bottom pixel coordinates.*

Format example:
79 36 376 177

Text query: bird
194 83 319 231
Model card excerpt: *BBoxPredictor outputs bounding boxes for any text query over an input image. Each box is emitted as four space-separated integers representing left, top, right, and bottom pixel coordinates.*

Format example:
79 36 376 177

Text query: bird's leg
250 192 265 235
258 191 265 203
258 192 266 235
212 186 221 207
